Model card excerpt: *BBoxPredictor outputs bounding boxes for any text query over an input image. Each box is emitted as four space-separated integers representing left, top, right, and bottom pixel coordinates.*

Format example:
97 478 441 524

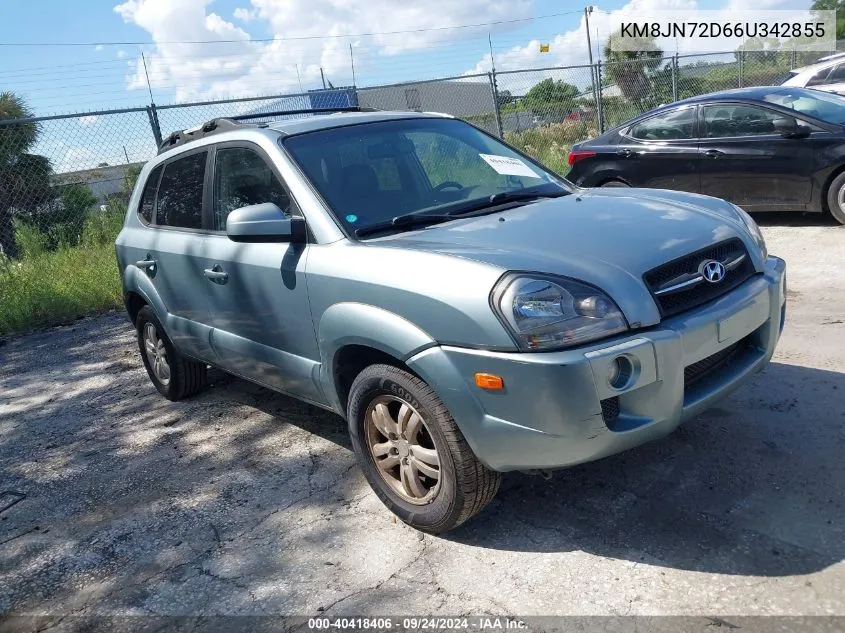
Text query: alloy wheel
143 322 171 386
364 395 441 504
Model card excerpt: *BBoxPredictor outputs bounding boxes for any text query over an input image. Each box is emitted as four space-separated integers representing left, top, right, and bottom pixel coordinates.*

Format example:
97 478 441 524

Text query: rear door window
155 151 208 230
628 108 696 140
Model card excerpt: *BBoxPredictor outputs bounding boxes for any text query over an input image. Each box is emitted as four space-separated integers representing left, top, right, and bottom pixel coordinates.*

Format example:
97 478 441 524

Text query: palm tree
0 92 52 258
603 33 664 111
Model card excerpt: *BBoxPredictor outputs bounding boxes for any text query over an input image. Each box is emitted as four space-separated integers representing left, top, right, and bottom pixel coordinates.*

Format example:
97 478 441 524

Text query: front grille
600 396 620 424
644 238 756 318
684 338 746 388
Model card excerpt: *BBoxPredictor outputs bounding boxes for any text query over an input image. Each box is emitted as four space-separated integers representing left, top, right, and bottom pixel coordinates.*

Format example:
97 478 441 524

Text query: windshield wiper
354 212 455 237
440 188 569 218
353 189 569 238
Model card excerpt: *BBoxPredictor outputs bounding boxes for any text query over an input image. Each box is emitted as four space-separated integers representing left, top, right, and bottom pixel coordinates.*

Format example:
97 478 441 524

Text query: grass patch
505 121 597 176
0 211 124 336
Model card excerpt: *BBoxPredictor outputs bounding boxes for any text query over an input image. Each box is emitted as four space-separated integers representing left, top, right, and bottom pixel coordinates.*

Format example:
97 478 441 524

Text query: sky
0 0 816 118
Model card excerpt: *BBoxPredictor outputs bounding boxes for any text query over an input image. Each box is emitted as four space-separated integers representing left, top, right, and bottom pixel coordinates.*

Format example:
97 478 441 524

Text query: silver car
782 52 845 95
116 109 786 533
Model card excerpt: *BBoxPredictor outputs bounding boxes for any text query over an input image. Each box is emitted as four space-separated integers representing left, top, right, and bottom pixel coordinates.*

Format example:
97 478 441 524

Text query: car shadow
751 211 840 227
445 361 845 577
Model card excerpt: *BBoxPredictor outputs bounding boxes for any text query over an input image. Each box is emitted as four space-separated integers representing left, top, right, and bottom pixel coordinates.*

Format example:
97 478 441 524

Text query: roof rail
156 106 380 155
817 51 845 62
232 106 379 121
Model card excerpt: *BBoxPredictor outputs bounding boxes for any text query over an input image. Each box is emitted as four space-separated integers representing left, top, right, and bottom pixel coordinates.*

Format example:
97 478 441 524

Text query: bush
0 240 122 335
82 204 125 246
506 121 598 175
12 219 48 259
0 205 125 334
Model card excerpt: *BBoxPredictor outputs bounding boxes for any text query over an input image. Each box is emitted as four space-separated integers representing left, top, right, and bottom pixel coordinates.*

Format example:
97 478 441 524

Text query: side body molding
317 302 438 414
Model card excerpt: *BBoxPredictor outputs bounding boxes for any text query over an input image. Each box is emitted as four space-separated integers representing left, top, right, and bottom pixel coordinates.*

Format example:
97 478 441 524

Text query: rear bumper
407 256 786 472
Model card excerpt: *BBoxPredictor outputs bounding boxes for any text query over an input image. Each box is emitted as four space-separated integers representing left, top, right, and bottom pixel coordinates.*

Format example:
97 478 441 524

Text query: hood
369 187 757 327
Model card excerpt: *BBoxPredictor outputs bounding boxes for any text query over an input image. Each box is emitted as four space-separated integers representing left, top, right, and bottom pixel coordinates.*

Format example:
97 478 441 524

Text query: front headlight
492 273 629 351
732 204 767 259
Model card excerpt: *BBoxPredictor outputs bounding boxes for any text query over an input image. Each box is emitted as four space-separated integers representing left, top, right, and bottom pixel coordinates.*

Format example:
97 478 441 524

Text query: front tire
825 171 845 224
600 179 630 188
136 306 207 401
347 364 501 534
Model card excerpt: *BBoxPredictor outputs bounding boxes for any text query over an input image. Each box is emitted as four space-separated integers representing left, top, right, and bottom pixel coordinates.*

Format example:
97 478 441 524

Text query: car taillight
567 149 596 166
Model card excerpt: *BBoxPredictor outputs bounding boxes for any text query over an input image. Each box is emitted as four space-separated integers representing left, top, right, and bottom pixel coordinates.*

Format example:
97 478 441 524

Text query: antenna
141 51 155 104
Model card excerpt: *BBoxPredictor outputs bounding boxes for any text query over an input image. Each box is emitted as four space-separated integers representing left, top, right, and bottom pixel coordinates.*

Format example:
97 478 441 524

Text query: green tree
523 78 580 115
123 164 143 198
50 183 96 248
811 0 845 40
0 92 53 258
603 33 664 110
735 36 783 64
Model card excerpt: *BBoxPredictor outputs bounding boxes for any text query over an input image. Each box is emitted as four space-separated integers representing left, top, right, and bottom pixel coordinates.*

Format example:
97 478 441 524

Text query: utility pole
320 67 327 90
488 33 504 138
350 44 357 86
584 6 599 123
141 51 155 104
295 63 303 92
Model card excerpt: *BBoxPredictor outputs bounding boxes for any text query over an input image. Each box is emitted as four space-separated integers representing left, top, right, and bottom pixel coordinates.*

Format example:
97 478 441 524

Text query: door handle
135 255 156 277
703 149 725 158
616 149 634 158
203 266 229 284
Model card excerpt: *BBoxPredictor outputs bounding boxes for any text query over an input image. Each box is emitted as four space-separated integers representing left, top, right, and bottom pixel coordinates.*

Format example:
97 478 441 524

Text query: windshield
282 117 570 235
761 87 845 125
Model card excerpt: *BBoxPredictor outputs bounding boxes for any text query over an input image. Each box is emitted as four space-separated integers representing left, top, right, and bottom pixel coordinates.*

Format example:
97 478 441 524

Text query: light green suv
116 109 786 533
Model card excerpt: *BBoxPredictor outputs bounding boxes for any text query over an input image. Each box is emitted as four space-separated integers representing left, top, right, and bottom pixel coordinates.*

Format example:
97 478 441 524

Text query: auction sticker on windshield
479 154 540 178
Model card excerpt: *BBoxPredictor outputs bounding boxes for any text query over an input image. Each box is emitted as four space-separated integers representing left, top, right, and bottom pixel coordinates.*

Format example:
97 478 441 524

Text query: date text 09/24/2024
307 617 528 630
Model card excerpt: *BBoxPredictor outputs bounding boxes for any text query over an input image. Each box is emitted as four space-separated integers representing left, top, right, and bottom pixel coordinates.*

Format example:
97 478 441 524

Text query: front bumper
407 256 786 472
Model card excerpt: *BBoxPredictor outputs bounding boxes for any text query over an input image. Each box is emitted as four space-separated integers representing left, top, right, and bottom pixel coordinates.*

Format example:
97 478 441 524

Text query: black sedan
565 86 845 224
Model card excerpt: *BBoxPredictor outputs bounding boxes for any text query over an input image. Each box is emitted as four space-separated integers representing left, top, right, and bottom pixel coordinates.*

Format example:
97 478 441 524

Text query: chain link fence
0 47 831 329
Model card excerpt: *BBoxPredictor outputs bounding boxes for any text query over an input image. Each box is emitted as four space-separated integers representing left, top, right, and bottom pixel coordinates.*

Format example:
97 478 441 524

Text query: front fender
317 302 437 413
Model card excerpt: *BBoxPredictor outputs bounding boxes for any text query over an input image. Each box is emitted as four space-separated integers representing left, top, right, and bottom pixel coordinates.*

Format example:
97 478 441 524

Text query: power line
0 10 582 47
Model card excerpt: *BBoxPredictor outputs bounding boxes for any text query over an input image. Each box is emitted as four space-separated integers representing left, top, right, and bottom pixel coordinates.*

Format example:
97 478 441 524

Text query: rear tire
600 179 630 188
825 171 845 224
347 364 501 534
136 306 207 401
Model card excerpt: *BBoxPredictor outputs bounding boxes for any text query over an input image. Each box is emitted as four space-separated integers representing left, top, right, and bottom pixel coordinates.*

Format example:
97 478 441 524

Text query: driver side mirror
226 203 306 243
773 116 810 138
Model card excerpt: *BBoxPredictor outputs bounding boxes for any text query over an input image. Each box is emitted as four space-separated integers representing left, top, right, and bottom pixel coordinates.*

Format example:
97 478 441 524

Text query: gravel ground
1 215 844 626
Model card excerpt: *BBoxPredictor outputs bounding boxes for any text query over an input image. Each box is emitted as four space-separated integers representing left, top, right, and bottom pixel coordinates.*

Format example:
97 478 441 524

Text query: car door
698 103 814 210
200 142 323 403
612 105 701 192
143 148 217 361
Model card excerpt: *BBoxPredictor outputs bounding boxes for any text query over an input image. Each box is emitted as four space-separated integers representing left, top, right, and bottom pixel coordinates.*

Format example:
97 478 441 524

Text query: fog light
608 355 634 390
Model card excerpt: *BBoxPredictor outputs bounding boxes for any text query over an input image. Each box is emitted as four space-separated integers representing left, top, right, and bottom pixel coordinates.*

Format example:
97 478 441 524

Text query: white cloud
233 7 254 22
113 0 532 102
56 146 100 173
466 0 821 92
95 44 104 51
78 115 99 127
117 49 128 59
